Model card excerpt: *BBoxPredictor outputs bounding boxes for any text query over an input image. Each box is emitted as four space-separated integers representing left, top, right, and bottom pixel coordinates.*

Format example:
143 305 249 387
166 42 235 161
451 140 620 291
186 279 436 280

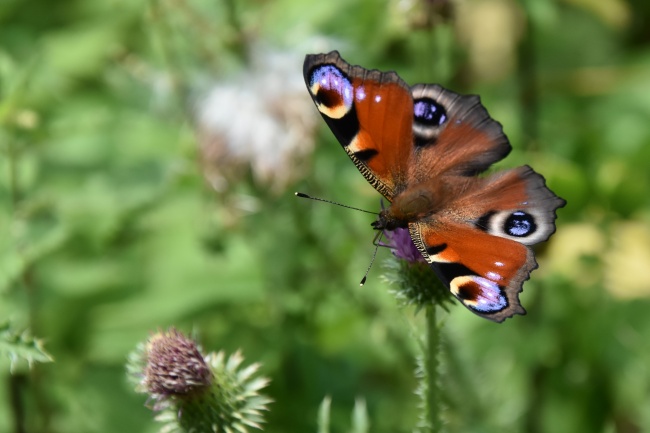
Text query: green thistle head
128 329 271 433
382 227 455 312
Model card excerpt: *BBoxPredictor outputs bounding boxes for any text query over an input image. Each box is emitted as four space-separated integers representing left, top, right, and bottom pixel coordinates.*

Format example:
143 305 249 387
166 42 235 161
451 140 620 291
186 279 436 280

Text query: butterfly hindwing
410 220 533 322
410 166 564 321
462 166 565 245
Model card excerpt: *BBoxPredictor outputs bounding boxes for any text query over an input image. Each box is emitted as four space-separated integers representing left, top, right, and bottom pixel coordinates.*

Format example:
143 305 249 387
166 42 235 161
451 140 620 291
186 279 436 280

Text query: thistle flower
383 227 427 264
128 329 271 433
381 227 454 312
141 329 212 402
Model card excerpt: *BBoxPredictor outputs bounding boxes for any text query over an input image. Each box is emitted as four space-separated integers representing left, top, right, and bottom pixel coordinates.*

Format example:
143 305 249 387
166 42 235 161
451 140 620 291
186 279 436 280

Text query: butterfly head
371 208 407 232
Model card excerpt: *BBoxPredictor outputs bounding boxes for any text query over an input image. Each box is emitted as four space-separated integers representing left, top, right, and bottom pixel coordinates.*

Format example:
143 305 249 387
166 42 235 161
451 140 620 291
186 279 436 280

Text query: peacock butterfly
303 51 565 322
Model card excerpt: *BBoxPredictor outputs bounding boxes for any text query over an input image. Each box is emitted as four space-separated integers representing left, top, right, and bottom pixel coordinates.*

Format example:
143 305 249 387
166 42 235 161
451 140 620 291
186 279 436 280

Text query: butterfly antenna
359 231 384 286
295 192 379 215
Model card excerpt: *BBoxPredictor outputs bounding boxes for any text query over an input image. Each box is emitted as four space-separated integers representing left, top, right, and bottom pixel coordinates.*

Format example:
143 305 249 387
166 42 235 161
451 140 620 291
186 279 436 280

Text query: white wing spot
356 86 366 101
486 271 502 281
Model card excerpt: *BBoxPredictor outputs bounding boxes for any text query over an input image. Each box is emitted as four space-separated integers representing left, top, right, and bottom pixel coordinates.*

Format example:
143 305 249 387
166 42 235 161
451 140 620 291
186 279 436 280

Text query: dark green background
2 0 650 432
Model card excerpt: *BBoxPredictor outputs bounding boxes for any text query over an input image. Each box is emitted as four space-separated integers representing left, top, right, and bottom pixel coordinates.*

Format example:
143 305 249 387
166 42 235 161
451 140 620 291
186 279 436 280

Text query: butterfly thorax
372 185 440 231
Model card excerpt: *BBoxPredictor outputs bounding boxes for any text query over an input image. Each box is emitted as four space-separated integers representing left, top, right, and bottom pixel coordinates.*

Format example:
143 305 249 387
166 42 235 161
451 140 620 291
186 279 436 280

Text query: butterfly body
373 184 440 230
303 51 565 322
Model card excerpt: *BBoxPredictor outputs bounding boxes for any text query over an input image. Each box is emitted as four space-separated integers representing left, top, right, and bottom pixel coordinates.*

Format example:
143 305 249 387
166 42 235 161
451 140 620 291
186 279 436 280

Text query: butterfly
303 51 566 322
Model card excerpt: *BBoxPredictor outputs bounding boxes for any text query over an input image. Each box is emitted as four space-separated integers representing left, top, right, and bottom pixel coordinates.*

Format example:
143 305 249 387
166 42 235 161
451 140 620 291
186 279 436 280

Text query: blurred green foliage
1 0 650 432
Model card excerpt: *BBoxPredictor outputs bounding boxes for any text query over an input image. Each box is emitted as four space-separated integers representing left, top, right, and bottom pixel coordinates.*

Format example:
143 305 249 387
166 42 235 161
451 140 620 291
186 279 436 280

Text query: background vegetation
2 0 650 432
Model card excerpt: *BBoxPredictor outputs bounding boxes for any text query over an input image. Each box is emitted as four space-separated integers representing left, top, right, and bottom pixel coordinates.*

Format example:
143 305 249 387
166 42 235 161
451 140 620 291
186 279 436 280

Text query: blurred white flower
195 47 318 193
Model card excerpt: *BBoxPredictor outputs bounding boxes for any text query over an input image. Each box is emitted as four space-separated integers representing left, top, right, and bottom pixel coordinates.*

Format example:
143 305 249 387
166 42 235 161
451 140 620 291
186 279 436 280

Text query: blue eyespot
414 98 447 126
309 65 353 109
455 276 507 313
504 211 536 237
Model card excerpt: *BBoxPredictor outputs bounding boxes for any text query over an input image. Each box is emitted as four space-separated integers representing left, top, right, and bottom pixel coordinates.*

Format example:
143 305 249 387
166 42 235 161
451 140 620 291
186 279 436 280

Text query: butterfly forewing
304 52 415 199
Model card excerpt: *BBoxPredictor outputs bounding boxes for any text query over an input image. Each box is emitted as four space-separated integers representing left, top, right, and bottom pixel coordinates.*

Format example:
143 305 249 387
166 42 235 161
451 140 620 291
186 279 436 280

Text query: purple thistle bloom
383 227 427 264
378 208 454 310
143 329 212 400
129 329 272 432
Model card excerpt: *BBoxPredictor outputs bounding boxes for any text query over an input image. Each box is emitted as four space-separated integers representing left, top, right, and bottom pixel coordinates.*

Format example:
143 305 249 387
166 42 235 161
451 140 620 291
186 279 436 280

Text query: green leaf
0 321 53 371
0 216 69 293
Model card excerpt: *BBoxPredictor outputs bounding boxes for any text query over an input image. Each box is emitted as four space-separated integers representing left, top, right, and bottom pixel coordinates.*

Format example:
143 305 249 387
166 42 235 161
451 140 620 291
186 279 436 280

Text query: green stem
426 304 442 433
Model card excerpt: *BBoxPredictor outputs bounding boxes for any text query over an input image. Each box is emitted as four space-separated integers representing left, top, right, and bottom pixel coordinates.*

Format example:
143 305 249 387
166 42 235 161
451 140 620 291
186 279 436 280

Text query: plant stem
426 304 442 433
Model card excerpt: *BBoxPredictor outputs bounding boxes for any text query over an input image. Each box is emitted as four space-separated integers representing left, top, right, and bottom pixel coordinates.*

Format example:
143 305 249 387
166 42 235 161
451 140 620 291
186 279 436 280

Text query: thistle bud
128 329 271 433
382 227 454 311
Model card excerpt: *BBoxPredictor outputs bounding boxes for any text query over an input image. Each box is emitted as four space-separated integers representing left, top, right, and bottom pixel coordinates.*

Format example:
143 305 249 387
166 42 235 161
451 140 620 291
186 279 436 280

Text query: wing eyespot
450 276 508 313
308 65 354 119
475 209 546 244
504 211 537 237
412 98 448 148
414 98 448 127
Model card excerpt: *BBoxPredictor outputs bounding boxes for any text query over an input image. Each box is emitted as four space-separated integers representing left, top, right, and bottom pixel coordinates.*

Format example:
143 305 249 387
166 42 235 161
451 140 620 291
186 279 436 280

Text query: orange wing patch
410 220 534 321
